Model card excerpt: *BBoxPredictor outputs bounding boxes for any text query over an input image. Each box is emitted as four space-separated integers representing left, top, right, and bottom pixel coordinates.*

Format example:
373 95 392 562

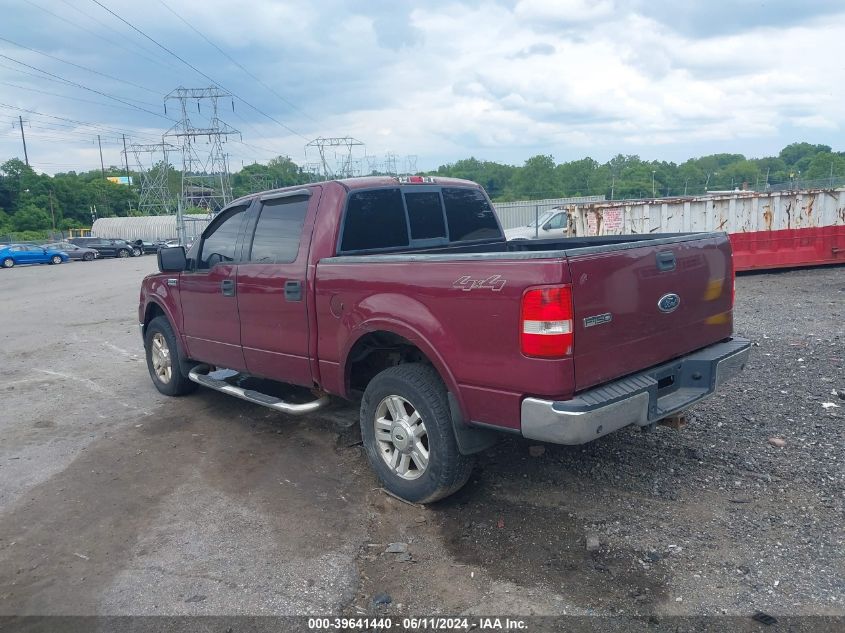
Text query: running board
188 365 329 416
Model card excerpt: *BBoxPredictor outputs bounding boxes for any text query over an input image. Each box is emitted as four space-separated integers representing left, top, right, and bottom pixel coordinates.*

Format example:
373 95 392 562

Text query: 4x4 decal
452 274 506 292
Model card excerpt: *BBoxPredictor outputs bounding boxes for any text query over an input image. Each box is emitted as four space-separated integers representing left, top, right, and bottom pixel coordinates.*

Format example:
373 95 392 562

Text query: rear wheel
360 363 474 504
83 252 94 262
2 257 14 268
118 249 130 258
50 255 62 265
144 316 197 396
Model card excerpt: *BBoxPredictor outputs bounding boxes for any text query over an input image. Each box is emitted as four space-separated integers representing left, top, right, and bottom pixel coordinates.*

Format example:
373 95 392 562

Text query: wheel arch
341 324 498 455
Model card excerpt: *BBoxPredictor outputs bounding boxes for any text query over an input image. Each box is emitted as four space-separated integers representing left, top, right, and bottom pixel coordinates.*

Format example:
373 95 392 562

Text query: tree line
1 142 842 239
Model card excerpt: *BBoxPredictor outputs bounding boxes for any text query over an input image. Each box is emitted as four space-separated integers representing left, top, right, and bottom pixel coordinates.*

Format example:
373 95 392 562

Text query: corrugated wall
568 189 845 236
91 215 212 241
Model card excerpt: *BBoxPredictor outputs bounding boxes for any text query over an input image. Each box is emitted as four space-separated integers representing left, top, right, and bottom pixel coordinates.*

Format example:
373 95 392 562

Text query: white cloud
1 0 845 174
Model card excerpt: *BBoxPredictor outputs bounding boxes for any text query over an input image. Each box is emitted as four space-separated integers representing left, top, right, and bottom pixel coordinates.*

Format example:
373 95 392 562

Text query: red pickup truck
139 176 750 503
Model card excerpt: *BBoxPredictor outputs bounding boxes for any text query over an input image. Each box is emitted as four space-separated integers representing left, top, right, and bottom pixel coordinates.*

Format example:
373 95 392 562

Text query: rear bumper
521 337 751 445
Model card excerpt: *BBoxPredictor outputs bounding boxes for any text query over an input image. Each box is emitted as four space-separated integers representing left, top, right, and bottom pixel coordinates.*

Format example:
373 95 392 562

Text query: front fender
140 275 184 350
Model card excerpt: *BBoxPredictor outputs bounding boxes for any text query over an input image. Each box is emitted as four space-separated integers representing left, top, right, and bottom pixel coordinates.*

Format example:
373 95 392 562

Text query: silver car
43 242 100 262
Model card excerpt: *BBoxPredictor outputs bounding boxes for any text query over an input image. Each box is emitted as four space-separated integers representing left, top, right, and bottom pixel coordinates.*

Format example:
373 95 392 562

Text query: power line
0 35 161 96
0 78 169 118
0 52 176 122
0 102 165 143
157 0 316 123
21 0 185 79
90 0 311 140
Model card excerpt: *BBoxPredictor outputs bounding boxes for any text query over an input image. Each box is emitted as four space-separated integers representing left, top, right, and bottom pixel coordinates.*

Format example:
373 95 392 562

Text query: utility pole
48 191 56 234
97 135 106 178
651 170 656 198
122 134 131 187
18 116 29 166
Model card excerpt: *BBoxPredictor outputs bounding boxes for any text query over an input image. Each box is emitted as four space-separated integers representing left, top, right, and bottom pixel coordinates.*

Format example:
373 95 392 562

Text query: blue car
0 244 70 268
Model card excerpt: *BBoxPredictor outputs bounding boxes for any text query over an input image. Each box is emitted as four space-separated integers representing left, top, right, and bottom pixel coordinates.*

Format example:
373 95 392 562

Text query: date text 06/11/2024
307 617 528 630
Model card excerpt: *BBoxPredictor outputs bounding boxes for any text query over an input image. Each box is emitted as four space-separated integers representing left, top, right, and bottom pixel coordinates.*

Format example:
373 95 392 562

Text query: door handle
220 279 235 296
656 251 676 272
284 280 302 301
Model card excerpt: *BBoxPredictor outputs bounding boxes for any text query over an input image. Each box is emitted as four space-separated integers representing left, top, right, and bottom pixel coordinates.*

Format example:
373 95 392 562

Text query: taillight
520 285 574 358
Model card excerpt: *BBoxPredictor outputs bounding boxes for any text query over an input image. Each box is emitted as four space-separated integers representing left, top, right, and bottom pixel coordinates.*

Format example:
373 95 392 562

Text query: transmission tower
124 142 178 215
304 137 365 179
365 154 381 175
403 155 418 175
164 87 240 216
384 152 399 176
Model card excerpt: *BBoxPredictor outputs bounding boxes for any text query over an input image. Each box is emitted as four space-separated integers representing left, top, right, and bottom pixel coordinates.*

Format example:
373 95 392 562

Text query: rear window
405 191 446 240
339 185 501 253
340 189 408 252
443 187 501 242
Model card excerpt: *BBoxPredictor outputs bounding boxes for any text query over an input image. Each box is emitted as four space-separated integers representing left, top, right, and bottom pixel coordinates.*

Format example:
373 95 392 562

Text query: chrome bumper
521 338 751 445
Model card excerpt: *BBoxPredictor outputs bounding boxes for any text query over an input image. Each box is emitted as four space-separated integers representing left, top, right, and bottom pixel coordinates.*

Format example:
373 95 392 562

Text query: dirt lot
0 257 842 623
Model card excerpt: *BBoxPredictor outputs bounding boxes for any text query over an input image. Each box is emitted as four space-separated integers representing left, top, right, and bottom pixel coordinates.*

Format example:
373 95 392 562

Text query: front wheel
132 247 142 257
118 249 130 258
2 257 14 268
144 316 197 396
50 255 62 265
360 364 474 504
83 252 94 262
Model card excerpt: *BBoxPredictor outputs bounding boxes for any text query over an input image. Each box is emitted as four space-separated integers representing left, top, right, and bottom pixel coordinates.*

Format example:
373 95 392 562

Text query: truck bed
318 231 734 427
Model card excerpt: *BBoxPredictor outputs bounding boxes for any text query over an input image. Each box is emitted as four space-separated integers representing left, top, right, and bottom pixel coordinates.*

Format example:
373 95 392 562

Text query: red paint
236 189 322 387
568 235 734 391
730 226 845 271
179 263 246 371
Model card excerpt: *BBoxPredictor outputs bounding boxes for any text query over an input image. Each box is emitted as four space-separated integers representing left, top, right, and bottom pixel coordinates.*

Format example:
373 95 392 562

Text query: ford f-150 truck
139 176 750 503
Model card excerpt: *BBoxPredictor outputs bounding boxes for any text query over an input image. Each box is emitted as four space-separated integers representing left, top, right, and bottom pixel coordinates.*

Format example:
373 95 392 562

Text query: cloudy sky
1 0 844 175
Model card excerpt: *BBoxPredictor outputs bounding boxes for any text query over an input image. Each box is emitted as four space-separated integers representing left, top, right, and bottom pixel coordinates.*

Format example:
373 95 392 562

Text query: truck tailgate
567 234 734 392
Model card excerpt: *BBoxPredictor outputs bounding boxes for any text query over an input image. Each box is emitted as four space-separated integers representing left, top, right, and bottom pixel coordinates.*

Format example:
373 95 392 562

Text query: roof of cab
229 176 482 208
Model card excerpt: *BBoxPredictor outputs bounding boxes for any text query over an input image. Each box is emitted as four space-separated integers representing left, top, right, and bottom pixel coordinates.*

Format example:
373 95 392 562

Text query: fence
492 196 605 229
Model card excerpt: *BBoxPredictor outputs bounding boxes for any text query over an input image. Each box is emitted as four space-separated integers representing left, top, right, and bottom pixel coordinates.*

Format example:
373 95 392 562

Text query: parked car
1 244 69 268
69 237 136 258
504 208 569 240
139 176 750 503
131 239 163 255
44 241 100 262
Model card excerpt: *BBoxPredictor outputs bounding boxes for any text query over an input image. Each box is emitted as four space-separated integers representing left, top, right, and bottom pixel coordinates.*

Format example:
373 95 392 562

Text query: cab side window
198 206 247 269
247 197 309 264
547 213 566 230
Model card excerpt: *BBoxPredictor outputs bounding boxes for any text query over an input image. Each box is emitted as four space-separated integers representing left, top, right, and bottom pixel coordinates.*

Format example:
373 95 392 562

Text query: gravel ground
347 266 845 618
0 258 842 626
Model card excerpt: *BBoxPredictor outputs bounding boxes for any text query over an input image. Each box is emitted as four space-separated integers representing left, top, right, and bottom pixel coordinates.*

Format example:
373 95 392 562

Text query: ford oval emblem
658 293 681 313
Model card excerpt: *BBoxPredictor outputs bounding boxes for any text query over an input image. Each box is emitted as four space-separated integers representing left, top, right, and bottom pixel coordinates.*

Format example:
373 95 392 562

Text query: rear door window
247 197 309 264
442 187 501 242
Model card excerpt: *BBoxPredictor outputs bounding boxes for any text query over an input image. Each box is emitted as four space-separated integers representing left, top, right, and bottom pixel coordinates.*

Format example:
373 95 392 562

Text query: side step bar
188 364 329 416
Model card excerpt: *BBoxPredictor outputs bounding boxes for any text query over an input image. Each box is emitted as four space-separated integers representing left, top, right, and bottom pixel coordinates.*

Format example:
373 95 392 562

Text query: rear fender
341 294 493 454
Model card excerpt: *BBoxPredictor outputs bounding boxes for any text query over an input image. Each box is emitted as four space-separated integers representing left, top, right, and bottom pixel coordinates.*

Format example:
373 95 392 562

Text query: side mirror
158 246 187 272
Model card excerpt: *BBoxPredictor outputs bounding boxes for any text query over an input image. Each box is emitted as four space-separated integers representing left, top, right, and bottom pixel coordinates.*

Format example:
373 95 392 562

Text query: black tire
50 255 62 265
83 252 94 262
144 316 197 396
132 247 142 257
118 249 130 258
360 363 474 504
2 257 14 268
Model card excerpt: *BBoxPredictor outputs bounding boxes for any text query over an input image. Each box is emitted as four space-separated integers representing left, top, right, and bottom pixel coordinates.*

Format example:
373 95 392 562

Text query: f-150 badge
452 275 506 292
